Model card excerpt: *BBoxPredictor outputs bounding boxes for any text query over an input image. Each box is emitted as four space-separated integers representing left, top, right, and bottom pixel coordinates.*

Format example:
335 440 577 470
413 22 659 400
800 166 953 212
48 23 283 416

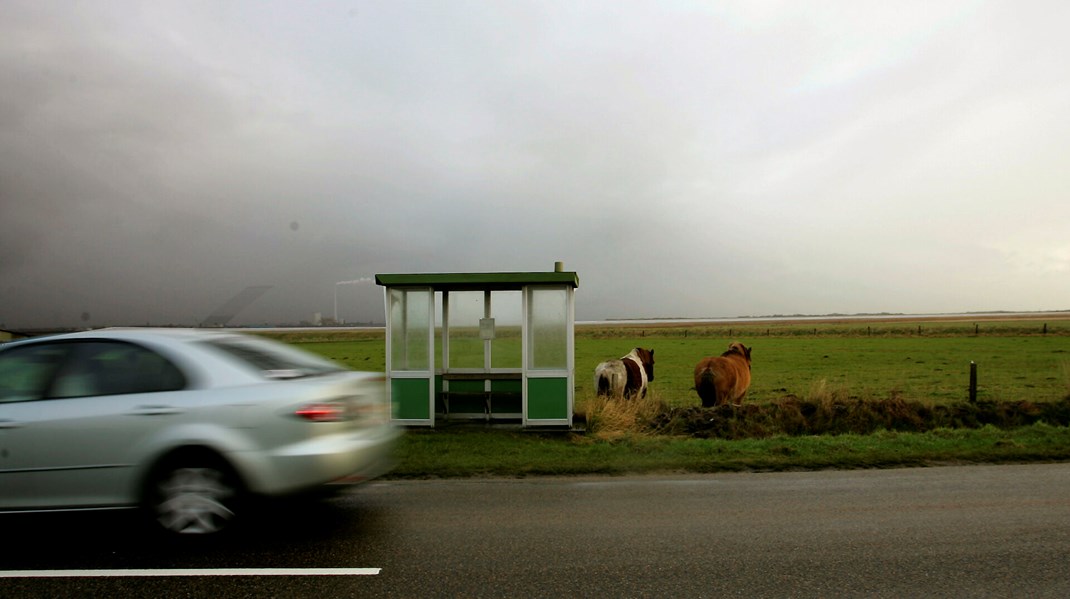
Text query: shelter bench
440 372 523 422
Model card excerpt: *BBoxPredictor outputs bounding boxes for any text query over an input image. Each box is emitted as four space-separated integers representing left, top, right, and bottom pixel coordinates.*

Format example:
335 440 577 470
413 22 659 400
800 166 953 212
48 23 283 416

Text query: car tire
145 450 244 535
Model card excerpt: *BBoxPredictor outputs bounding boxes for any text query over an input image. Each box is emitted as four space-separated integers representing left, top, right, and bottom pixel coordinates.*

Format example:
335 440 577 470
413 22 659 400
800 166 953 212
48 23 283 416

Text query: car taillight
294 402 347 422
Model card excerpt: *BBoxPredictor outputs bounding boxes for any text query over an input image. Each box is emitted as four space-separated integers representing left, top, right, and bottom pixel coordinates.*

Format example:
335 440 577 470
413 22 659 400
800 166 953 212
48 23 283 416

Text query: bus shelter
375 269 578 428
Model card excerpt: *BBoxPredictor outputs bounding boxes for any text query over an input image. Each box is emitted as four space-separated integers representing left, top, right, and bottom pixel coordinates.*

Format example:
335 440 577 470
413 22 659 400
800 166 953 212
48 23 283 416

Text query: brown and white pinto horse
693 342 752 407
594 348 655 399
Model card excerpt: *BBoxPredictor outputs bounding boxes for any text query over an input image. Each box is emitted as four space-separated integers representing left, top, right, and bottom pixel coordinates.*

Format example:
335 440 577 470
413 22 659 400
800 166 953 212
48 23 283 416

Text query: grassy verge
388 423 1070 478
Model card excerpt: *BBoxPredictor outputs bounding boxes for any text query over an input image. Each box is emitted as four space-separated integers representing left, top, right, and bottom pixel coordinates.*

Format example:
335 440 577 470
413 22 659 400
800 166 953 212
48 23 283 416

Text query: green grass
269 322 1070 407
390 424 1070 477
575 331 1070 407
294 338 386 371
256 319 1070 477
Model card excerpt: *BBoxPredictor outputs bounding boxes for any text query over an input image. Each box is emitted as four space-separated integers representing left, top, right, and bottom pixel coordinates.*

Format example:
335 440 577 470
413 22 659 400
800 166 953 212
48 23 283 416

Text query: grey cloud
4 1 1070 329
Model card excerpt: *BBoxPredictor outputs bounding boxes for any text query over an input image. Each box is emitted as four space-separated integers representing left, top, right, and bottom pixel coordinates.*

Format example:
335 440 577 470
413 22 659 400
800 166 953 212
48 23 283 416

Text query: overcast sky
3 1 1069 328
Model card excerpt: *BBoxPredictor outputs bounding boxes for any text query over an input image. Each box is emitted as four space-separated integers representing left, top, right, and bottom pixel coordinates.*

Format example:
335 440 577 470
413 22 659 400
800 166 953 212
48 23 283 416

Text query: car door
27 340 189 508
0 342 75 508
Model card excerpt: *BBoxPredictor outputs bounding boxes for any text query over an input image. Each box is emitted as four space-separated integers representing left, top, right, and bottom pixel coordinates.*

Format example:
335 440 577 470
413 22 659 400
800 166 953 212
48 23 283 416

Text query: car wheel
147 453 243 535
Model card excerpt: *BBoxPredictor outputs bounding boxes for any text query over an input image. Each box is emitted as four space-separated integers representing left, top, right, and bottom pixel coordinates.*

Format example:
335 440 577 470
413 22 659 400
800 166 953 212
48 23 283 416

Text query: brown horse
594 348 655 399
693 342 752 407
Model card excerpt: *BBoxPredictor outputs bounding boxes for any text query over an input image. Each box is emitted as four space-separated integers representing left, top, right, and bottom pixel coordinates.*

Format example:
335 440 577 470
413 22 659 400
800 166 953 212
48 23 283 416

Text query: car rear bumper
234 423 401 496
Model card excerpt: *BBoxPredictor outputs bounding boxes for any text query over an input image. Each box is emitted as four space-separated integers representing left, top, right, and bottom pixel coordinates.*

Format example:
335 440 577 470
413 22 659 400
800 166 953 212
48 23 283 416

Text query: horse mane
720 343 751 362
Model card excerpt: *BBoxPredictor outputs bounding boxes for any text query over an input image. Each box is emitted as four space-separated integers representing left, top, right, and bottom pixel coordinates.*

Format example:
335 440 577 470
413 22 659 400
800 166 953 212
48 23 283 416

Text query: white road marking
0 568 380 578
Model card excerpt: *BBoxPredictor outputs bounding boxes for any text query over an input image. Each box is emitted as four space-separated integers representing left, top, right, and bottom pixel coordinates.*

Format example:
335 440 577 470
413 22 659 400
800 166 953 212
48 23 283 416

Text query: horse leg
714 382 729 407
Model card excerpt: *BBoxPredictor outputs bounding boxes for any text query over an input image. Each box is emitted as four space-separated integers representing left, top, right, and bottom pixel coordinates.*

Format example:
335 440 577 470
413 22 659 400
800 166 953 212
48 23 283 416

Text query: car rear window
0 343 74 402
0 340 187 401
201 337 344 379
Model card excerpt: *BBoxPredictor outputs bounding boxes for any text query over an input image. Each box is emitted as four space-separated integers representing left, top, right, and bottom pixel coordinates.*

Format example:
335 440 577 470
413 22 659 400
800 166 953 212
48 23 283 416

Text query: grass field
257 317 1070 477
269 316 1070 409
578 334 1070 407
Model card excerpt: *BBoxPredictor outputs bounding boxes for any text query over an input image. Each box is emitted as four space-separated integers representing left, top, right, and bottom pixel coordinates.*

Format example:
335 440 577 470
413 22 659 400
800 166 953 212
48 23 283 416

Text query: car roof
2 327 247 347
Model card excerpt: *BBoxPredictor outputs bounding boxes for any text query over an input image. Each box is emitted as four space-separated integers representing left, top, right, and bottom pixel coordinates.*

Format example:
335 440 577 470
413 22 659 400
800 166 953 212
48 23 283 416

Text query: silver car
0 328 399 534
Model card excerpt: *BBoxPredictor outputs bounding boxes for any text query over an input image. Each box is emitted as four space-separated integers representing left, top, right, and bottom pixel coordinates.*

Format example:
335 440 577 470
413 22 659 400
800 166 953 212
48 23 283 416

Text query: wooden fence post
969 361 977 403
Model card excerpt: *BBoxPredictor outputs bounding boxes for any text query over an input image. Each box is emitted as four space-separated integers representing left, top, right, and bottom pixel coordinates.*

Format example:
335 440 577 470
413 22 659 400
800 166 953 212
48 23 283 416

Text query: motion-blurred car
0 328 398 534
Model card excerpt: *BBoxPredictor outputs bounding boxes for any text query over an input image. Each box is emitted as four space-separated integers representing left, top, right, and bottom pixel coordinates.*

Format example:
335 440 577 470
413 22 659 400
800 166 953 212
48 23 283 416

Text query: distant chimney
554 261 564 272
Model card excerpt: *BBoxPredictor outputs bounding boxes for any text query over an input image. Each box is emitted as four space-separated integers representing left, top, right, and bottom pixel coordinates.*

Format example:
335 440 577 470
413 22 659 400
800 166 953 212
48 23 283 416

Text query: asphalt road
3 463 1070 597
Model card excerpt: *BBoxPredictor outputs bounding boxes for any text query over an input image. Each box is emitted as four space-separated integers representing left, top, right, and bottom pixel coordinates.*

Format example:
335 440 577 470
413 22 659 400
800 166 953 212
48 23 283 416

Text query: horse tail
695 367 718 408
596 373 611 396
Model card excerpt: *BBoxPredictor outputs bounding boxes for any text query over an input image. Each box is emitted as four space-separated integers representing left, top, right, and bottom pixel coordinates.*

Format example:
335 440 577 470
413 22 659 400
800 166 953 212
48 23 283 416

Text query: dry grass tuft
582 390 671 440
806 378 850 404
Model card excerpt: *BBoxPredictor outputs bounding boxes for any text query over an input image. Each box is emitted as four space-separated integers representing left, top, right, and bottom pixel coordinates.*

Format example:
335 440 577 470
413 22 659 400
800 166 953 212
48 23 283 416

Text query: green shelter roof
375 271 579 291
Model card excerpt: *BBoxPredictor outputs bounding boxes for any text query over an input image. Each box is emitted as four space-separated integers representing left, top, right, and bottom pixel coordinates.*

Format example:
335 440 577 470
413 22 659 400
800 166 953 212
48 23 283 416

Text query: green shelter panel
491 379 522 394
391 378 431 420
527 377 569 420
434 374 445 414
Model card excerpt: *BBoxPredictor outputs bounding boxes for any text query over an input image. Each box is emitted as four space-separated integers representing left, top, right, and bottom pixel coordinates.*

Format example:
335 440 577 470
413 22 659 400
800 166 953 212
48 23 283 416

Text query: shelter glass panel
528 287 567 370
491 291 522 369
388 288 431 371
446 291 483 369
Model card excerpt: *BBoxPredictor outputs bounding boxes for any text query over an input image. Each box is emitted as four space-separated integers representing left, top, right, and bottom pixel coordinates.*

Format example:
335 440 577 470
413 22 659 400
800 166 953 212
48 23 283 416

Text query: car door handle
128 405 184 416
0 419 23 429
